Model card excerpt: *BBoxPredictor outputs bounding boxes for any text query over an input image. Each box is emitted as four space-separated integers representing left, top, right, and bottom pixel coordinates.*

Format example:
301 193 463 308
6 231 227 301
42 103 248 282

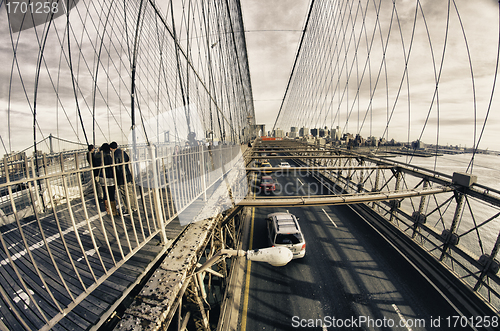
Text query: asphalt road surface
240 157 473 331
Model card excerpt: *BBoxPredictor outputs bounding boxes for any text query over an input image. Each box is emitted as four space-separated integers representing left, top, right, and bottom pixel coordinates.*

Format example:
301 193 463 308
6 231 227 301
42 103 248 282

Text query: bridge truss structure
246 139 500 319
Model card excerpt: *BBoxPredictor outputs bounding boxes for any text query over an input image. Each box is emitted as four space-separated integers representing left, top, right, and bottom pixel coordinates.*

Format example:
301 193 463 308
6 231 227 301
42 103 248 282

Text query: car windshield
275 233 303 244
263 163 271 167
262 178 273 184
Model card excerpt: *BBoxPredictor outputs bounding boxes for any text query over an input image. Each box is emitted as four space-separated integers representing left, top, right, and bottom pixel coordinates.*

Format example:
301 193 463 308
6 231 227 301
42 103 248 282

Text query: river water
392 153 500 191
387 153 500 256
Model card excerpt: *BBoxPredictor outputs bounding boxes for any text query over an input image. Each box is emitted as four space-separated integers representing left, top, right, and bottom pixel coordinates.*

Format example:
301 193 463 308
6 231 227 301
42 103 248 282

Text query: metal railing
0 143 248 330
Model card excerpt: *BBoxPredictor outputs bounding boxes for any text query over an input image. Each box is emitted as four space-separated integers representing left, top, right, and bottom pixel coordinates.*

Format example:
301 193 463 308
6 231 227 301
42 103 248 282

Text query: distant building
311 128 318 137
367 136 378 147
342 133 354 144
354 134 365 147
412 140 425 149
253 124 266 137
299 136 315 144
331 126 341 140
275 128 284 138
316 138 326 146
299 127 310 137
4 151 25 174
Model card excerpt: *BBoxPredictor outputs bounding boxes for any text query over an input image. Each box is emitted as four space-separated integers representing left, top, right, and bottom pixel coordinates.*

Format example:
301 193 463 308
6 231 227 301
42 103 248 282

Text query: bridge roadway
240 156 472 331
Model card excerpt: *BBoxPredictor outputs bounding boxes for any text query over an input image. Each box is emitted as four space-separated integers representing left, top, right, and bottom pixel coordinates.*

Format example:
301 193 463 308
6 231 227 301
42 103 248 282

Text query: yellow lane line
241 175 257 331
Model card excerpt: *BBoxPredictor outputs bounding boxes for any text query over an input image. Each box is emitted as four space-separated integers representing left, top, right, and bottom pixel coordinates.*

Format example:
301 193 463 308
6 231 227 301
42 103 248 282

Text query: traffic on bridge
242 149 462 331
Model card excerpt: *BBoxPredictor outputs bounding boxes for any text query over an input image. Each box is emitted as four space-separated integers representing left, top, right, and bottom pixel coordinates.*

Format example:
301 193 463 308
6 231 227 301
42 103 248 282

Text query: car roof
261 176 273 180
267 212 301 233
267 212 294 218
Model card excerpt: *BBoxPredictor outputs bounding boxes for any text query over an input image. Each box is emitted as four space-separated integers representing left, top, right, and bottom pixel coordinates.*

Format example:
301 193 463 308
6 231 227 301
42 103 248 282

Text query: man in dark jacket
99 143 119 216
110 142 138 214
87 144 103 201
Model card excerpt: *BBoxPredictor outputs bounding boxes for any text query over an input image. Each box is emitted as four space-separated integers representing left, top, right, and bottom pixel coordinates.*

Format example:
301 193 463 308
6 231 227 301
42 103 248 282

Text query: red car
260 176 276 192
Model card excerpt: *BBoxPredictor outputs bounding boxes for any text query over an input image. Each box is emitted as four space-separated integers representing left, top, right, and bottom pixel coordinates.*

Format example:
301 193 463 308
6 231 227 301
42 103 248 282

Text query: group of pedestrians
87 142 138 216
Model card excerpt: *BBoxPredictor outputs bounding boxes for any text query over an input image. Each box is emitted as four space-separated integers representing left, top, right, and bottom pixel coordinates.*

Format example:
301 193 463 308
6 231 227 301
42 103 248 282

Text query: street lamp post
196 246 293 275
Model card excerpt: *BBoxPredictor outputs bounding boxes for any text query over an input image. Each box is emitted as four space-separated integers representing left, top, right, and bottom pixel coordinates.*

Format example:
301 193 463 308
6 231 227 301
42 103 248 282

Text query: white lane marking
297 178 304 186
3 219 38 235
82 226 96 236
0 213 102 266
7 242 19 250
392 304 413 331
322 208 337 228
2 204 87 235
77 247 98 262
13 289 34 309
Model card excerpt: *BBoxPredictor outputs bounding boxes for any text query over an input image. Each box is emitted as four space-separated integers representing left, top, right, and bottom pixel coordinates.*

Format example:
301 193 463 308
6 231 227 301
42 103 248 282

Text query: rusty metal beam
115 216 218 330
238 186 455 207
246 166 393 171
252 149 341 153
251 155 357 159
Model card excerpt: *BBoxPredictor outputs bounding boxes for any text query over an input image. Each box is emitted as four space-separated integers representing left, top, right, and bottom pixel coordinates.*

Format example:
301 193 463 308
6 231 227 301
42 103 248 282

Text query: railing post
29 153 44 213
150 145 168 245
439 191 464 261
372 166 381 209
200 145 207 201
346 157 352 192
389 169 402 223
357 158 364 193
412 179 429 238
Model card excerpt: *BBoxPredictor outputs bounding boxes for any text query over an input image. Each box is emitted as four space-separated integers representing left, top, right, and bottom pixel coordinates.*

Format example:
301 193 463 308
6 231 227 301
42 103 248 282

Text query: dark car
260 175 276 192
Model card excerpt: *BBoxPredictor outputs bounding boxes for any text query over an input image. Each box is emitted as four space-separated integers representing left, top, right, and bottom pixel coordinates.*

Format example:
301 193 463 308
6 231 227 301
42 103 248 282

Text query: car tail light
301 243 306 250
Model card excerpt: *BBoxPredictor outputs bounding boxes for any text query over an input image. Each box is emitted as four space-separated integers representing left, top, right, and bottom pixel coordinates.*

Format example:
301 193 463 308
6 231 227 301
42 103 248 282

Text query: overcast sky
241 0 311 135
240 0 500 151
1 0 500 152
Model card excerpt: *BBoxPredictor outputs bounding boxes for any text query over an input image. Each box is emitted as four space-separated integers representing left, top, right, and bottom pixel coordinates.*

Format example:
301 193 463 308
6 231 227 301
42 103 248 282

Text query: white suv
266 212 306 259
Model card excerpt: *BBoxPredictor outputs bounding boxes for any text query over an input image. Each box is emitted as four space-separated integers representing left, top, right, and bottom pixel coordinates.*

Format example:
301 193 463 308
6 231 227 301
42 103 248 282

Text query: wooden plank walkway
0 190 173 330
0 152 244 330
0 171 233 330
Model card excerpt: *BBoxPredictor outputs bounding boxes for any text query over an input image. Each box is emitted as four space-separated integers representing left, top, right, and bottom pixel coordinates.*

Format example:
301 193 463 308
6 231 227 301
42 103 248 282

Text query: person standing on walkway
110 141 138 214
87 144 104 209
99 143 119 216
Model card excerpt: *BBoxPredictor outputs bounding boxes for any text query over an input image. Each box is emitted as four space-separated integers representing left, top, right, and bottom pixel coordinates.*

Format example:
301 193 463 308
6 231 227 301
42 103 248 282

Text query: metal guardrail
0 144 247 330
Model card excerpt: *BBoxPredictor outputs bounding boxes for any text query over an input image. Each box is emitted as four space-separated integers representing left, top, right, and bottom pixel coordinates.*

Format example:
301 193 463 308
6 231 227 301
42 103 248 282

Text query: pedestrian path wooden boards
0 197 184 331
